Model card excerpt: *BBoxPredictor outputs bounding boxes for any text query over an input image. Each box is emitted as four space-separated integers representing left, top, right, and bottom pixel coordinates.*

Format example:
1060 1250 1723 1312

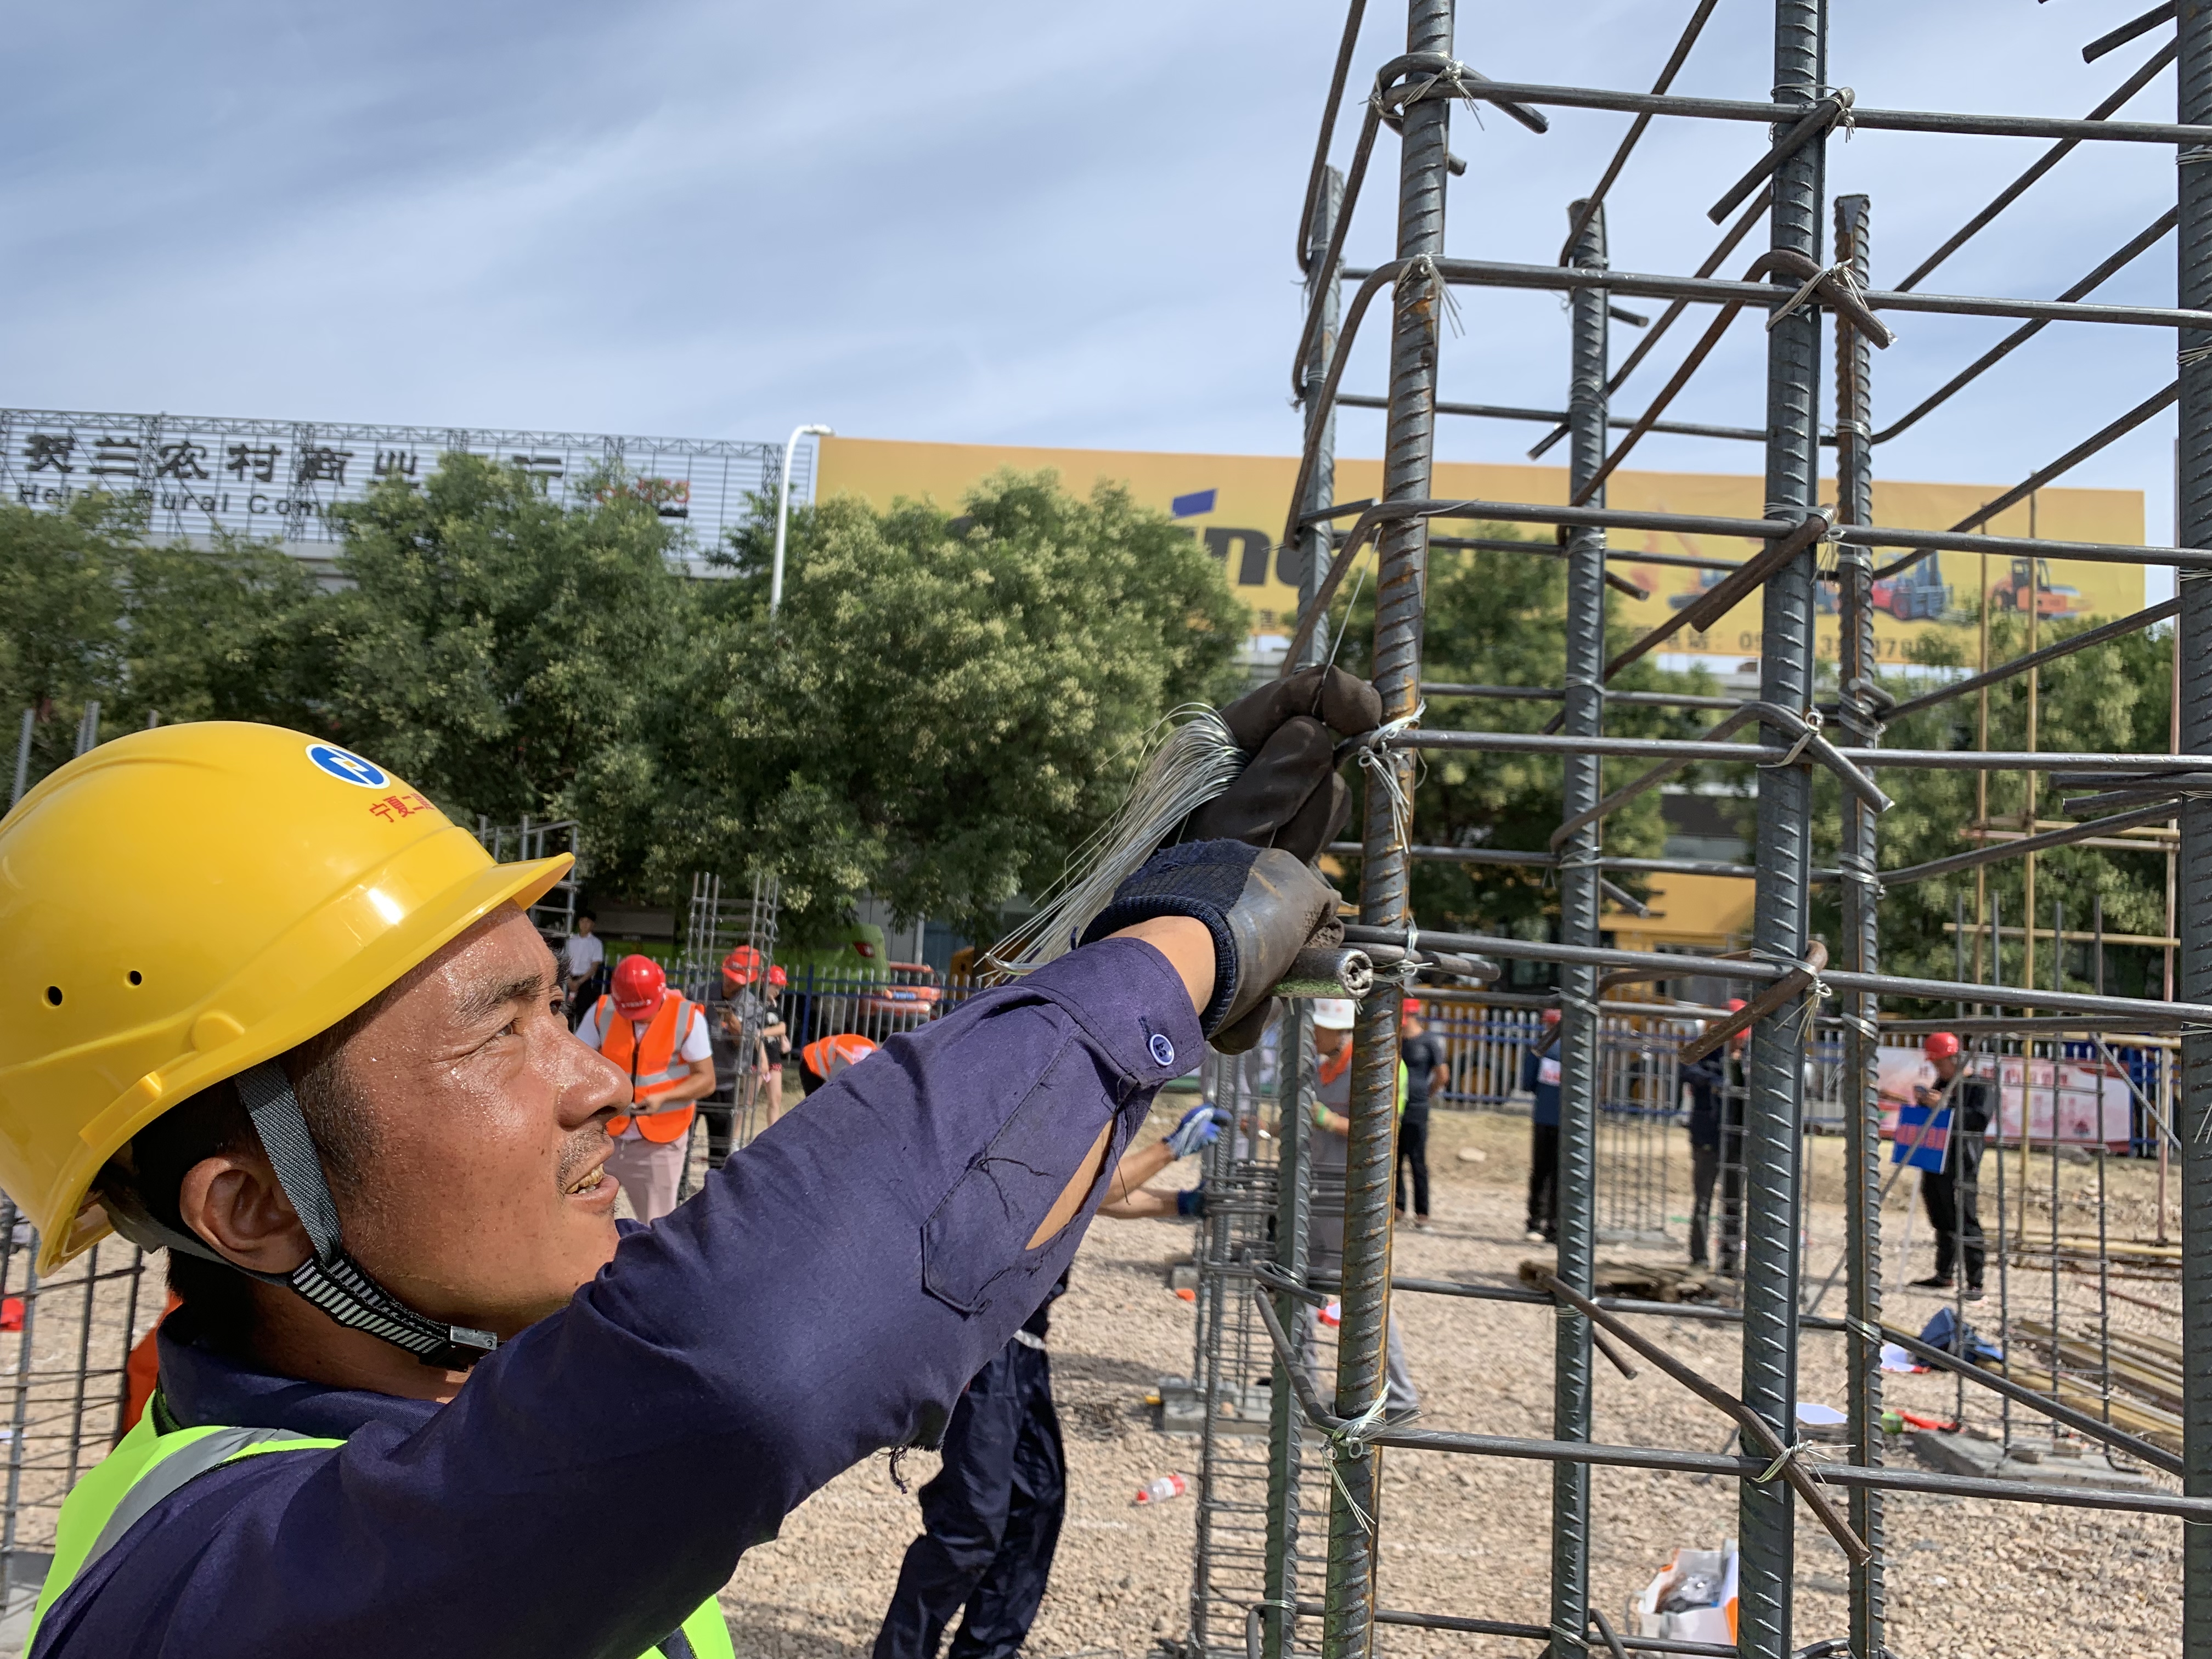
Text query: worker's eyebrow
450 967 557 1029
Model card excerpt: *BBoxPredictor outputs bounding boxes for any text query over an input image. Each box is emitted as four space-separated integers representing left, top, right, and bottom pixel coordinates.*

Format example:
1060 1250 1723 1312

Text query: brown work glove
1178 665 1382 864
1081 839 1343 1054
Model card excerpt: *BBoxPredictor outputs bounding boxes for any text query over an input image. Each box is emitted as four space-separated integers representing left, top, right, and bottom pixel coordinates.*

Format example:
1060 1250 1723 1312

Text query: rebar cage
1215 5 2212 1658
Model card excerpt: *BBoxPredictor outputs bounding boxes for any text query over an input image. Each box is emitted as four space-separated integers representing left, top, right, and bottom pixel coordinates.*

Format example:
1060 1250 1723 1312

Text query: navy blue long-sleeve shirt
30 938 1199 1659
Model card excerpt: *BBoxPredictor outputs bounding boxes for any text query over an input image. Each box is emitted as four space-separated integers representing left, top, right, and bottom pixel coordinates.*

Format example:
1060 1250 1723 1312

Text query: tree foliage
1815 605 2176 1001
1328 533 1716 936
646 470 1249 941
0 463 1245 946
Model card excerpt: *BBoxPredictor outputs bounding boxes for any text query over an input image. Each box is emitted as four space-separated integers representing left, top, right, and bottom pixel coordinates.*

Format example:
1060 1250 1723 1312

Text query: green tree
1328 533 1717 936
289 454 697 855
645 469 1249 941
0 498 314 792
1821 605 2176 1001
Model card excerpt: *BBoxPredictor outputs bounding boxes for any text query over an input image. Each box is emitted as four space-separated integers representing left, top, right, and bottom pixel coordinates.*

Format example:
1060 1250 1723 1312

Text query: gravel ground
716 1106 2185 1659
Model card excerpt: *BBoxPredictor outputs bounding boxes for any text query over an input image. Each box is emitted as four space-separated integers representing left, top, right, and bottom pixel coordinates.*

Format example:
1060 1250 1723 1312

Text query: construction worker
1520 1009 1562 1245
560 911 605 1029
0 665 1369 1658
1396 997 1446 1230
873 1106 1228 1659
800 1030 879 1096
1912 1031 1992 1299
573 955 716 1224
719 947 789 1129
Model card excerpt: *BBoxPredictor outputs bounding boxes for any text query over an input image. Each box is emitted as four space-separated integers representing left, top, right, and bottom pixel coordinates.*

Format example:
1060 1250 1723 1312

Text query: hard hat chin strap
223 1063 499 1372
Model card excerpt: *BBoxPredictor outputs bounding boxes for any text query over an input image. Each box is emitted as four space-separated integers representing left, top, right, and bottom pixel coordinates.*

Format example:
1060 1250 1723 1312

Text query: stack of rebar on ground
1188 4 2212 1657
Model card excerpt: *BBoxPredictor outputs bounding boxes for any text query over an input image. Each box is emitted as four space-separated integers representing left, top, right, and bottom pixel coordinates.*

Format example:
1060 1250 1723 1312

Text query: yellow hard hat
0 722 569 1273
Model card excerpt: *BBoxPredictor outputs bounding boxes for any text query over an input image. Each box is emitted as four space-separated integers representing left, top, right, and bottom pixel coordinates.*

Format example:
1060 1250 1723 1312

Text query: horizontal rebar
1557 0 1721 265
1895 40 2178 291
1336 390 1763 443
1940 381 2180 542
2084 1 2176 64
1876 209 2176 443
1254 1286 2205 1519
1884 599 2180 721
1874 1321 2180 1474
1368 1424 2208 1519
1338 924 2212 1024
1420 682 1748 710
1409 72 2210 144
1868 1014 2182 1037
1383 729 2212 775
1880 800 2181 888
1408 254 2211 331
1268 1601 1737 1659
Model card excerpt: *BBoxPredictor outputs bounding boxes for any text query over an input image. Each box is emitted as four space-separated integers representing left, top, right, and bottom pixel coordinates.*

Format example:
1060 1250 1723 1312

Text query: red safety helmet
611 953 667 1018
1401 997 1424 1017
1727 998 1747 1013
767 964 787 991
1923 1031 1961 1060
721 945 764 988
1541 1008 1562 1026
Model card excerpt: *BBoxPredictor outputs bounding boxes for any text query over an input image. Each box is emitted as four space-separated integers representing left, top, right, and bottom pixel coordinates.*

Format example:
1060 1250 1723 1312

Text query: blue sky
1 1 2188 582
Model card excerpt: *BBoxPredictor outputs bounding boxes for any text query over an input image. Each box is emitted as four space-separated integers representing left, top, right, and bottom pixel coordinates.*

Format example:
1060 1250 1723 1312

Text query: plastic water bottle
1135 1473 1187 1505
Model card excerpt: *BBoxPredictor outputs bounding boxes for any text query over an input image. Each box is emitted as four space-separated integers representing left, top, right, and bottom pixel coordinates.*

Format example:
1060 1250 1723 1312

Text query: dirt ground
716 1105 2185 1659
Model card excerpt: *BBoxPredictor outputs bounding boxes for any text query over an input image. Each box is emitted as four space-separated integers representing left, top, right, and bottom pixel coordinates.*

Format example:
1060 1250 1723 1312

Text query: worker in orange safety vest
799 1032 878 1098
573 955 716 1222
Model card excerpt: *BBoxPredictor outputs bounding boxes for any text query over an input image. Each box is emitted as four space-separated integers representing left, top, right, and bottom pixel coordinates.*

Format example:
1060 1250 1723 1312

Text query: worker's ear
177 1149 313 1276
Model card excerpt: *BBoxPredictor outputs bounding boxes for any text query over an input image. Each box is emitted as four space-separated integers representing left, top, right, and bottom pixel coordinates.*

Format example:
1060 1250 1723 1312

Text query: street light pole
770 424 833 616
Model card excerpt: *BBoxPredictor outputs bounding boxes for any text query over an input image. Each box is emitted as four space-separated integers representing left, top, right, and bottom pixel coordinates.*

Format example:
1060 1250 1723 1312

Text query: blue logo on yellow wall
306 742 389 789
1171 489 1217 518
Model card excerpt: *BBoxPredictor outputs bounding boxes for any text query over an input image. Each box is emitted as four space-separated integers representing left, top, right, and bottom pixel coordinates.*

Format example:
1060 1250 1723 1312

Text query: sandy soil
716 1105 2185 1659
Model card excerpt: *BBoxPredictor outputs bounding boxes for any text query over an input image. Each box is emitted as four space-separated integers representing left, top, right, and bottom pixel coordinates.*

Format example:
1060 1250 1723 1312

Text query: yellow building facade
814 435 2147 953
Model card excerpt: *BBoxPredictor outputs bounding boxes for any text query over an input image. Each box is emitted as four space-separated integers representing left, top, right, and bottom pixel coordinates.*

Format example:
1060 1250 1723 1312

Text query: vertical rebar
2181 4 2212 1647
1993 894 2013 1451
1550 194 1610 1659
1323 0 1449 1649
1831 190 1884 1659
1265 160 1342 1659
1737 3 1826 1649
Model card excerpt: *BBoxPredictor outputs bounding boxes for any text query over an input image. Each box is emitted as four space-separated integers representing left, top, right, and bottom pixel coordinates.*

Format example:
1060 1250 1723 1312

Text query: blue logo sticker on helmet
304 742 390 789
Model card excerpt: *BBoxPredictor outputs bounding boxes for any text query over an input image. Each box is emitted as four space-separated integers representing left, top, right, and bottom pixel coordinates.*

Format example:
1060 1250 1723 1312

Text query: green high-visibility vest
26 1405 736 1659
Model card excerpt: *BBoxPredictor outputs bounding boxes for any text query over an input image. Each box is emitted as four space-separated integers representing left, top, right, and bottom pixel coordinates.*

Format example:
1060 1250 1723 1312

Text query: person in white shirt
560 913 606 1028
573 953 717 1222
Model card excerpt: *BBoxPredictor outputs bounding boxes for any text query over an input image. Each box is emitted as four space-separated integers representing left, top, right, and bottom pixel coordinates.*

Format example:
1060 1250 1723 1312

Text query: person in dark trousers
1679 1043 1726 1268
1912 1031 1993 1297
1396 998 1447 1230
873 1110 1226 1659
1520 1009 1561 1244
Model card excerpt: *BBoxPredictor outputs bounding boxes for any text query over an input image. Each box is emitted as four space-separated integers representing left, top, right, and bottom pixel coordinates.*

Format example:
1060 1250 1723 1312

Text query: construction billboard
1 408 795 552
816 436 2146 661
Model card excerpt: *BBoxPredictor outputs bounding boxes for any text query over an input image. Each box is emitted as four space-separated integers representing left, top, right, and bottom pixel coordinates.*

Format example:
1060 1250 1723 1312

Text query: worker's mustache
554 1127 610 1193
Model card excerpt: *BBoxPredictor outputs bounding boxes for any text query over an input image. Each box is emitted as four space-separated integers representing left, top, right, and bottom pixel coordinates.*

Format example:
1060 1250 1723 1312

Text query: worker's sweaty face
324 905 630 1336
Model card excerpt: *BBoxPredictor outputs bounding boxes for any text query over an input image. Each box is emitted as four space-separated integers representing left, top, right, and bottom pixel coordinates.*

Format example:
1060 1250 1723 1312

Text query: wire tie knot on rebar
1396 253 1465 339
1838 850 1884 902
1766 259 1863 334
1754 1434 1829 1486
1757 706 1822 771
2181 343 2212 368
2181 146 2212 167
1322 1391 1395 1533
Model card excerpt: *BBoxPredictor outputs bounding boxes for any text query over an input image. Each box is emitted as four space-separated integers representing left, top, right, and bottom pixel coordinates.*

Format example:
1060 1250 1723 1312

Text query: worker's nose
560 1032 630 1127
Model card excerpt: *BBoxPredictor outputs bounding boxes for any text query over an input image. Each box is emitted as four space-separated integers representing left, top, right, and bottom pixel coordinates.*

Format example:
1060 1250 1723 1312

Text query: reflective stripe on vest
599 994 702 1144
24 1407 735 1659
